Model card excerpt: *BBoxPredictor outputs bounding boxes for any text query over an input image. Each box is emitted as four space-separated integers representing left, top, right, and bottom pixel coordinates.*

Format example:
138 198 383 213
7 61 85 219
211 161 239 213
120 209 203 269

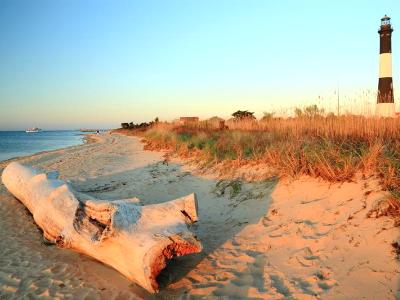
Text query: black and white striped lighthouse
377 15 395 117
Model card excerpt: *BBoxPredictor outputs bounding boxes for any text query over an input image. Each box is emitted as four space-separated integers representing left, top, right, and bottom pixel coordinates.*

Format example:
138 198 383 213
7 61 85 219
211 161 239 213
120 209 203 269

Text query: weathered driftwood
1 162 201 293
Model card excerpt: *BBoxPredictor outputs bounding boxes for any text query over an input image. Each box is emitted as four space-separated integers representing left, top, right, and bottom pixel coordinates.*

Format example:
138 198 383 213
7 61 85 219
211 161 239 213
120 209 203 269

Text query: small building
207 116 226 129
179 117 199 125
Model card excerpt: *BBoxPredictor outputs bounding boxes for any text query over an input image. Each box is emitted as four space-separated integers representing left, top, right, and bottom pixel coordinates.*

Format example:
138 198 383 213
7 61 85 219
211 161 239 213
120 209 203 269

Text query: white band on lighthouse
379 53 392 78
376 102 395 117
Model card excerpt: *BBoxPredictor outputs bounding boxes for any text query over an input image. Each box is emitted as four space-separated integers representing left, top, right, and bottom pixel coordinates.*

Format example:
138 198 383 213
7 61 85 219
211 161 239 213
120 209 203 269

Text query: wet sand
0 133 399 299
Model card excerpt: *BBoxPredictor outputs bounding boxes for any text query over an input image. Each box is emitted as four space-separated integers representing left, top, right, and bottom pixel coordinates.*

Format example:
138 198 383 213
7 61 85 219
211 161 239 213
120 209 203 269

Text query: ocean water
0 131 85 161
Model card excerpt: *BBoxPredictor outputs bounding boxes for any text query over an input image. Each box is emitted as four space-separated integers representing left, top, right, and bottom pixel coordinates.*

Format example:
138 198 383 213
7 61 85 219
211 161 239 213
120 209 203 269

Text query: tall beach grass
137 113 400 201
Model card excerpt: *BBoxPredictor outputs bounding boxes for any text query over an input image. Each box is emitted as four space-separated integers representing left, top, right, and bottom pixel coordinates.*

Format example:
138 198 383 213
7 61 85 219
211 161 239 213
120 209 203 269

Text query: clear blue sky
0 0 399 130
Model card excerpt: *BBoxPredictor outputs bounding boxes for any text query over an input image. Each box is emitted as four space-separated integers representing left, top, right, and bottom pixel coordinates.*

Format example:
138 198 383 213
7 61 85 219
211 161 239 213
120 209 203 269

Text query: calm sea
0 131 85 161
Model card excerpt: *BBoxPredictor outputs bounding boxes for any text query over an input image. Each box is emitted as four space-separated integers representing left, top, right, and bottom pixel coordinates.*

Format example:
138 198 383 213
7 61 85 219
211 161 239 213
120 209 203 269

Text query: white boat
25 127 41 133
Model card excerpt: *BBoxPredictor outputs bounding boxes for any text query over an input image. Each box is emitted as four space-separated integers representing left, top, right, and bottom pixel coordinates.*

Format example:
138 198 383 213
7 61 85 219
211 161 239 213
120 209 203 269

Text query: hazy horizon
1 0 400 130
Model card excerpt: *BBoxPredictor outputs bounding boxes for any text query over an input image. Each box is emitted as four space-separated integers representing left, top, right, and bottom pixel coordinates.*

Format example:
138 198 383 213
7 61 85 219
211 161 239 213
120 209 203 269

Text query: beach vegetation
261 112 275 121
136 108 400 202
232 110 256 120
214 179 243 198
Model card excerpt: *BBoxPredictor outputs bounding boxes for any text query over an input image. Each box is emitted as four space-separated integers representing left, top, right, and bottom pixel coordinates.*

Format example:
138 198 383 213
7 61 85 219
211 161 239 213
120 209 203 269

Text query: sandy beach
0 133 399 299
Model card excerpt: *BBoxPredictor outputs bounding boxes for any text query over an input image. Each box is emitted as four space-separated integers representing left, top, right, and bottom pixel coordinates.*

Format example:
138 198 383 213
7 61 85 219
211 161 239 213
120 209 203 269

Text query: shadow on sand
69 160 278 298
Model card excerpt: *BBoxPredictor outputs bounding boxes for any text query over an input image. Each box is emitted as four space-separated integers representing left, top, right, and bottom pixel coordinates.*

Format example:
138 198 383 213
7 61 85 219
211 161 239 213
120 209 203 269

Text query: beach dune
0 133 398 299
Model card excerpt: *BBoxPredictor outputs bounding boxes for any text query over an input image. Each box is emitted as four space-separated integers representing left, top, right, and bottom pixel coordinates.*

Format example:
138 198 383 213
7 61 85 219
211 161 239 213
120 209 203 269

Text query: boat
25 127 41 133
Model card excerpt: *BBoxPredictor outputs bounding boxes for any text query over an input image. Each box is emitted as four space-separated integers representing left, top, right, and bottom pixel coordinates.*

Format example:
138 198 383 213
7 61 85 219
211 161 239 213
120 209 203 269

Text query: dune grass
138 115 400 200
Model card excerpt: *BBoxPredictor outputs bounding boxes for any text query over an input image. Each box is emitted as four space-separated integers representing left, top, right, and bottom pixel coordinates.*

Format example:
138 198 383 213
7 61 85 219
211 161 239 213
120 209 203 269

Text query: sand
0 133 399 299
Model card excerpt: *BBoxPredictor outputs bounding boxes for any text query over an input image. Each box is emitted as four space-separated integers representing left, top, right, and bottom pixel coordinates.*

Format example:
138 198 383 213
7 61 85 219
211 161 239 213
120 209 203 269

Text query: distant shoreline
0 133 99 167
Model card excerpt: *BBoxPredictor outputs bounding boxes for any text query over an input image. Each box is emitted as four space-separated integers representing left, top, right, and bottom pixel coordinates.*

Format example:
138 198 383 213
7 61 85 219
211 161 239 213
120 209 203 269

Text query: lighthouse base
376 103 395 117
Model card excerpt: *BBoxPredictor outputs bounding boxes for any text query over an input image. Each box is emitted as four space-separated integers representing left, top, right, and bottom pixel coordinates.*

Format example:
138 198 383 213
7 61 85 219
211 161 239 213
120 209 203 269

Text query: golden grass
126 115 400 200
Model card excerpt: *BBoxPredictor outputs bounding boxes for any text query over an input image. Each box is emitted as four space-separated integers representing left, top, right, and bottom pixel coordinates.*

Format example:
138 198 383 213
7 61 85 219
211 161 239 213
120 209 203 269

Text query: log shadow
69 160 277 297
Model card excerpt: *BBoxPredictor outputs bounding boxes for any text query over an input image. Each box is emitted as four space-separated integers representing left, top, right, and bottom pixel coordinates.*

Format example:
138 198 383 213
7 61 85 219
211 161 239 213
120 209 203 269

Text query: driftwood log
1 162 202 293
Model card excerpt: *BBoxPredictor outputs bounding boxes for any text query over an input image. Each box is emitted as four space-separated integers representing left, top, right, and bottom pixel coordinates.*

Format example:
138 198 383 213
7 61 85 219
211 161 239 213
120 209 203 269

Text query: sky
0 0 400 130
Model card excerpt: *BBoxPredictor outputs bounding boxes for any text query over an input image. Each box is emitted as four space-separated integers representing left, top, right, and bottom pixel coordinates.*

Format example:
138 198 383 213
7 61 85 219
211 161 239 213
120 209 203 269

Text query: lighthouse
377 15 395 117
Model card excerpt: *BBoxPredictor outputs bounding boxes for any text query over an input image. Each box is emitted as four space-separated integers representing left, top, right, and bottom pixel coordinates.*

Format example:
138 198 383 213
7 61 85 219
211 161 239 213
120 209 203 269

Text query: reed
138 114 400 200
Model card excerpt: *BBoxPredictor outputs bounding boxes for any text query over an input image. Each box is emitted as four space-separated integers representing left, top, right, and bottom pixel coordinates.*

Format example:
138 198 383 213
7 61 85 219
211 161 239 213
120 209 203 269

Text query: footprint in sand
267 271 293 297
289 247 320 268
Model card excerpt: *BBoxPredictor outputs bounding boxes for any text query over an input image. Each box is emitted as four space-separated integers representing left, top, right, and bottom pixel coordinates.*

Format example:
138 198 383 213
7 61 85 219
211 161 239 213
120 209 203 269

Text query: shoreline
0 133 99 169
0 132 399 299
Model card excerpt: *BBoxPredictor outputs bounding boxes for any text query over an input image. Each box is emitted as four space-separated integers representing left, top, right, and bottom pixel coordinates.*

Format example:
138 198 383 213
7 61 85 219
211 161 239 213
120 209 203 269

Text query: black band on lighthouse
377 77 394 103
379 27 393 54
